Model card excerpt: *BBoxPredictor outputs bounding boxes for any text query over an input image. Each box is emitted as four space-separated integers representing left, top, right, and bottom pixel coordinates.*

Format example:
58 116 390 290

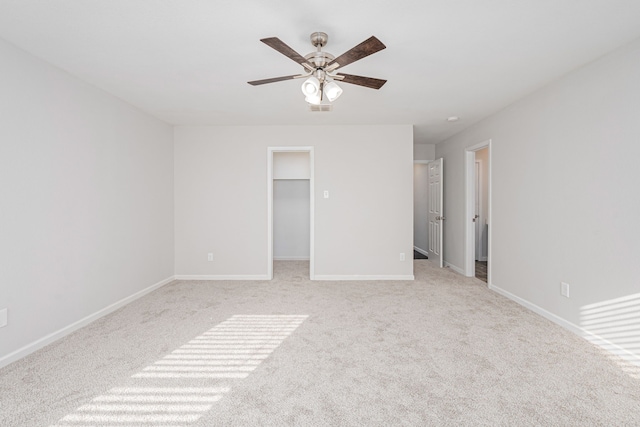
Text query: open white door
427 158 444 267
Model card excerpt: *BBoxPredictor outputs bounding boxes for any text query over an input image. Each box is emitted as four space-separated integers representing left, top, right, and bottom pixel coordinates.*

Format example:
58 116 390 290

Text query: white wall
436 38 640 361
475 147 489 260
0 38 174 365
414 143 436 161
413 164 429 253
174 125 414 279
273 180 310 260
273 152 310 179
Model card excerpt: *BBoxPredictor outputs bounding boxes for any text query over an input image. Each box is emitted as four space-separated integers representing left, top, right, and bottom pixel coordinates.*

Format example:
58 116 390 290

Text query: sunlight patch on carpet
50 315 308 426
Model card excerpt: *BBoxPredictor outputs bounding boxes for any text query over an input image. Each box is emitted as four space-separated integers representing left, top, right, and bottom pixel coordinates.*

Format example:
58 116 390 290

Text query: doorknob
473 214 479 222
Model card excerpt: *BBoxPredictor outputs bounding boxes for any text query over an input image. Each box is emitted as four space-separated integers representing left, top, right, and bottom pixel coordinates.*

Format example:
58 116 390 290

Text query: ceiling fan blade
336 73 387 90
260 37 313 70
248 75 301 86
327 36 386 70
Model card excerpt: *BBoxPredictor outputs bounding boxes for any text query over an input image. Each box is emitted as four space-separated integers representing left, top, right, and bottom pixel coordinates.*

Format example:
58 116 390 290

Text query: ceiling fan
248 32 387 109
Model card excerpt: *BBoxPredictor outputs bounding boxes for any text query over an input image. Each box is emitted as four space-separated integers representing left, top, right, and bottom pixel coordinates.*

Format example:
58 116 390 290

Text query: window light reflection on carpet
50 315 308 427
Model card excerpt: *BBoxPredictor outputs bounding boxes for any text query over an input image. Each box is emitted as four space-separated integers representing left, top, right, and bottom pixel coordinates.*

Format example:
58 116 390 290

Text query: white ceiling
1 1 640 144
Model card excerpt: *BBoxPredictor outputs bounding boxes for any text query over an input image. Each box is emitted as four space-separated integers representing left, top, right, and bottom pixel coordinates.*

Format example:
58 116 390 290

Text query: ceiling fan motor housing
310 31 328 48
306 32 335 70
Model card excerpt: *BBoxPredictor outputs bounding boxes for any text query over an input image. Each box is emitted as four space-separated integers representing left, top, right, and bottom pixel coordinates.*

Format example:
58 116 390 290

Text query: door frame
267 146 315 280
464 140 491 282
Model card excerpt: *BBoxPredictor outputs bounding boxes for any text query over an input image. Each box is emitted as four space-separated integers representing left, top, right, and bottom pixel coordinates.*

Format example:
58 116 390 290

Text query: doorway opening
267 147 314 280
413 161 431 260
465 140 491 283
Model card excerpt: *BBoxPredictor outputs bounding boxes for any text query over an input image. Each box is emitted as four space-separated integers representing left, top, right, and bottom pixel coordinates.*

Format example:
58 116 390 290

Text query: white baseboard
413 246 429 257
489 284 640 367
273 256 310 261
313 275 415 281
477 256 488 262
0 275 176 370
175 275 270 280
444 261 466 276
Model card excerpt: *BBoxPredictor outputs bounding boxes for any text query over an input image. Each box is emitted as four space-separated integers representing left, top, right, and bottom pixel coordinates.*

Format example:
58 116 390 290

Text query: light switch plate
561 282 570 298
0 308 7 328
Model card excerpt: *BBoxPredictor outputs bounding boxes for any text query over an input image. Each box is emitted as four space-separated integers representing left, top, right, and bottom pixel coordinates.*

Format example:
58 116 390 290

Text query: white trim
464 140 492 283
474 158 484 262
489 284 640 367
313 275 415 281
175 275 270 280
267 147 315 281
0 275 175 369
464 150 475 276
309 149 315 280
444 261 465 275
273 256 310 261
487 144 492 285
413 246 429 256
478 256 488 262
267 150 273 279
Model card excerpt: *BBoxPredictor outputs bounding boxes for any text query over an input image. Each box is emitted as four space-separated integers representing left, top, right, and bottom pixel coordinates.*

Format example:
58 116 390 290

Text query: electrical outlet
323 190 329 199
0 308 7 328
400 253 405 261
561 282 570 298
207 253 213 262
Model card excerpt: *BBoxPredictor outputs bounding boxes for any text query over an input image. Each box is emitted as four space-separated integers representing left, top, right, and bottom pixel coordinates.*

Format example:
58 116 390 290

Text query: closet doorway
267 147 314 280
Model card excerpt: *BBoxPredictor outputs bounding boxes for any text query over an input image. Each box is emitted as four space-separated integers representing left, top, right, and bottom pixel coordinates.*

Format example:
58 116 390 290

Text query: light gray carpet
1 260 639 426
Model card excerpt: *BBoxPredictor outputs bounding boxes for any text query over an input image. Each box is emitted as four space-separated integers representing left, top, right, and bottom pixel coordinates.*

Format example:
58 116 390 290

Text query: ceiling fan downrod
306 32 335 71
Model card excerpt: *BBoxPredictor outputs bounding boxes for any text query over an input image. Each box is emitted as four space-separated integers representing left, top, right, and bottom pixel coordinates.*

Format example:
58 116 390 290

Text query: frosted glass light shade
305 93 322 105
301 76 320 96
324 81 343 102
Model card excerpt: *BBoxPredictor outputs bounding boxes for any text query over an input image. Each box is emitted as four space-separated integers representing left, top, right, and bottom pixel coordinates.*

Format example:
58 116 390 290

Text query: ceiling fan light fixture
305 93 322 105
301 76 320 96
324 80 343 102
250 33 387 109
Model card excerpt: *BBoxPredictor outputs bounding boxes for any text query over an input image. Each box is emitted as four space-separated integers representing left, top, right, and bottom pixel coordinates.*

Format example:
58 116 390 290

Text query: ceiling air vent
309 104 333 112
